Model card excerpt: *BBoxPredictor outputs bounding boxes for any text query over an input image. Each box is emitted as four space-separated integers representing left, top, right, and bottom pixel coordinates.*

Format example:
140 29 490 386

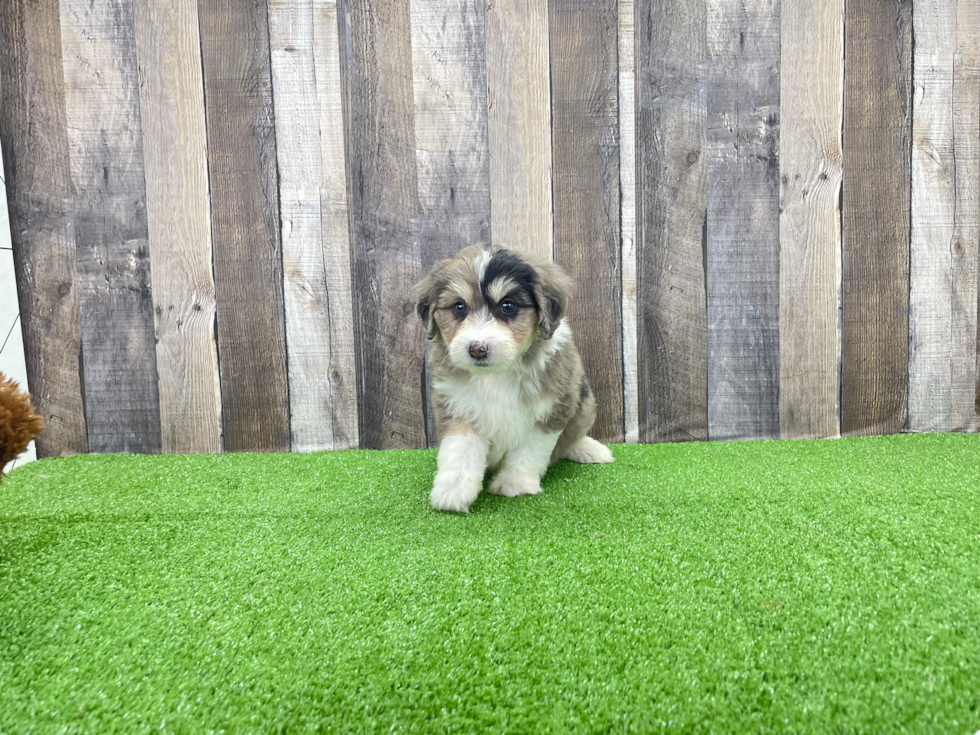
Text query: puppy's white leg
430 433 488 513
488 430 560 498
563 435 614 464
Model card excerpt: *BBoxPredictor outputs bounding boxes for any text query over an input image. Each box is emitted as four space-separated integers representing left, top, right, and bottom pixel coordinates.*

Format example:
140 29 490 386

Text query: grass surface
1 433 979 734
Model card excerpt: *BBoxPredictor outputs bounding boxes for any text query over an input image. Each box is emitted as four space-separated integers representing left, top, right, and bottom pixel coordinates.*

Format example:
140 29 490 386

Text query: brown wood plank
909 0 979 433
778 0 843 439
0 0 88 456
485 0 553 259
133 0 222 453
705 0 780 441
338 0 425 449
635 0 708 443
549 0 623 443
410 0 491 447
199 0 290 452
841 0 911 437
269 0 359 452
59 0 162 454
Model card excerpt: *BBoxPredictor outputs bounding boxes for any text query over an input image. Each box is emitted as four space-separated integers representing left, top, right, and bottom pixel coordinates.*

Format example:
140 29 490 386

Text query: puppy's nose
468 341 489 359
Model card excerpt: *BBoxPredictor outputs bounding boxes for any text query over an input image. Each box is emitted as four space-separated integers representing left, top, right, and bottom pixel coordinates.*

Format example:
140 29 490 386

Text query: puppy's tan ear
411 270 442 339
533 261 573 339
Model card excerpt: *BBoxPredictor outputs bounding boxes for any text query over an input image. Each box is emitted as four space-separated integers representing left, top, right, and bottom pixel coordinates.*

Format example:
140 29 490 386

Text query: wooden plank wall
2 0 979 456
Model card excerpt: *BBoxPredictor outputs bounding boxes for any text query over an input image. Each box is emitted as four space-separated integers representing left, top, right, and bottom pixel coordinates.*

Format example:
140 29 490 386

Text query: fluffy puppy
413 244 613 513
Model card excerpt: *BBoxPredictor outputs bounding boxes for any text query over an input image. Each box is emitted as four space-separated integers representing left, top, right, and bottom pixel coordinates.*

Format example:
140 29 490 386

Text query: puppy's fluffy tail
562 436 614 464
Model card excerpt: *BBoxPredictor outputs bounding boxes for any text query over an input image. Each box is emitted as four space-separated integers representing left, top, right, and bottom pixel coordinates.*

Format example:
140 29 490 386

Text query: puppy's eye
452 301 467 318
499 300 517 316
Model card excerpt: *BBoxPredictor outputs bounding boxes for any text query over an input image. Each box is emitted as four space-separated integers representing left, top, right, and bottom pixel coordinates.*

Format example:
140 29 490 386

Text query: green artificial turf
1 434 979 734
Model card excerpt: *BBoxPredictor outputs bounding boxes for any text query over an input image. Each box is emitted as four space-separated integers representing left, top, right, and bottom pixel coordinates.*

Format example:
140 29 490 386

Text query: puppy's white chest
437 373 552 452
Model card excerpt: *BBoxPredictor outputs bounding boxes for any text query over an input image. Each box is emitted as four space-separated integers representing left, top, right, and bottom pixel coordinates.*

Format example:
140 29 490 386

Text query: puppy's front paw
487 471 542 498
564 436 614 464
430 471 482 513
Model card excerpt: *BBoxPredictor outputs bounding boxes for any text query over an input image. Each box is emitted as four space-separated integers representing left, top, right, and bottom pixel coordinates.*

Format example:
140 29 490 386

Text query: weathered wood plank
0 0 88 456
133 0 222 453
199 0 290 452
268 0 358 451
778 0 843 439
485 0 553 258
549 0 623 443
619 0 639 444
841 0 911 437
338 0 425 449
635 0 708 443
909 0 979 433
705 0 780 441
410 0 491 447
59 0 162 454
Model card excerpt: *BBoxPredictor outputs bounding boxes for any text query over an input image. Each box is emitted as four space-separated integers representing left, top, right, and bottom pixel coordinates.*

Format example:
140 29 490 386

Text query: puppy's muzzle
468 341 489 360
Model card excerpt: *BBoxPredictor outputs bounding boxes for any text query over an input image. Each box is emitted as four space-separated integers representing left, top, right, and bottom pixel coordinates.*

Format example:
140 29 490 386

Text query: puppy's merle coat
413 244 613 513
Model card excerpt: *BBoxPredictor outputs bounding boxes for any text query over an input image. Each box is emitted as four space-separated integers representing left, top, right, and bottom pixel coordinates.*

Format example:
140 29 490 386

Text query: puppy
413 244 613 513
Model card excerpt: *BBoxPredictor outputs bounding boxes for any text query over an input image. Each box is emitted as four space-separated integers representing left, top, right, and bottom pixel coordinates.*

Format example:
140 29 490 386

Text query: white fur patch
562 436 614 464
430 433 488 513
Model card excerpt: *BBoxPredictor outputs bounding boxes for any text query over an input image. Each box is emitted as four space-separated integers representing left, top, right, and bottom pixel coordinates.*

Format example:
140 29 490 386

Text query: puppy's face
413 246 571 373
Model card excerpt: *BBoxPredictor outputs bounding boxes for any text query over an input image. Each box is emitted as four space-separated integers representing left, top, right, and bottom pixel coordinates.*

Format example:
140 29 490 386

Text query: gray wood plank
338 0 425 449
133 0 222 453
778 0 843 439
619 0 639 444
485 0 553 259
199 0 291 452
549 0 624 444
60 0 162 454
635 0 708 443
705 0 780 441
410 0 491 447
841 0 911 437
0 0 88 456
909 0 979 433
270 0 359 452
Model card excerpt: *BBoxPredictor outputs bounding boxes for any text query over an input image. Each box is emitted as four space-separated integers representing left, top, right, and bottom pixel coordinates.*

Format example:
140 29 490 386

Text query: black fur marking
481 250 539 307
579 375 590 403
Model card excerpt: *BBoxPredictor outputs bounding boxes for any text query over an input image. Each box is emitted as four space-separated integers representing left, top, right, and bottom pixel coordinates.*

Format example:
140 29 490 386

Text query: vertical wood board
410 0 492 446
549 0 624 443
60 0 162 454
778 0 844 439
841 0 911 436
200 0 290 452
133 0 222 453
339 0 425 449
0 0 88 456
635 0 708 443
485 0 553 258
705 0 780 441
269 0 358 451
909 0 979 433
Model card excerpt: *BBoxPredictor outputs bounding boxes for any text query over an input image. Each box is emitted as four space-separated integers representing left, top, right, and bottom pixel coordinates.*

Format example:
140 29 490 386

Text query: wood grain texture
841 0 911 437
635 0 708 443
59 0 162 454
410 0 491 446
0 0 88 456
338 0 425 449
778 0 843 439
619 0 639 444
705 0 780 441
549 0 623 443
485 0 553 258
909 0 979 433
269 0 358 451
200 0 290 452
133 0 222 453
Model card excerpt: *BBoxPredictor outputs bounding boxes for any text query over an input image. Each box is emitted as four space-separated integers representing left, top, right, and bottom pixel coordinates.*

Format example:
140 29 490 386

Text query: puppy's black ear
532 260 573 339
411 270 441 339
